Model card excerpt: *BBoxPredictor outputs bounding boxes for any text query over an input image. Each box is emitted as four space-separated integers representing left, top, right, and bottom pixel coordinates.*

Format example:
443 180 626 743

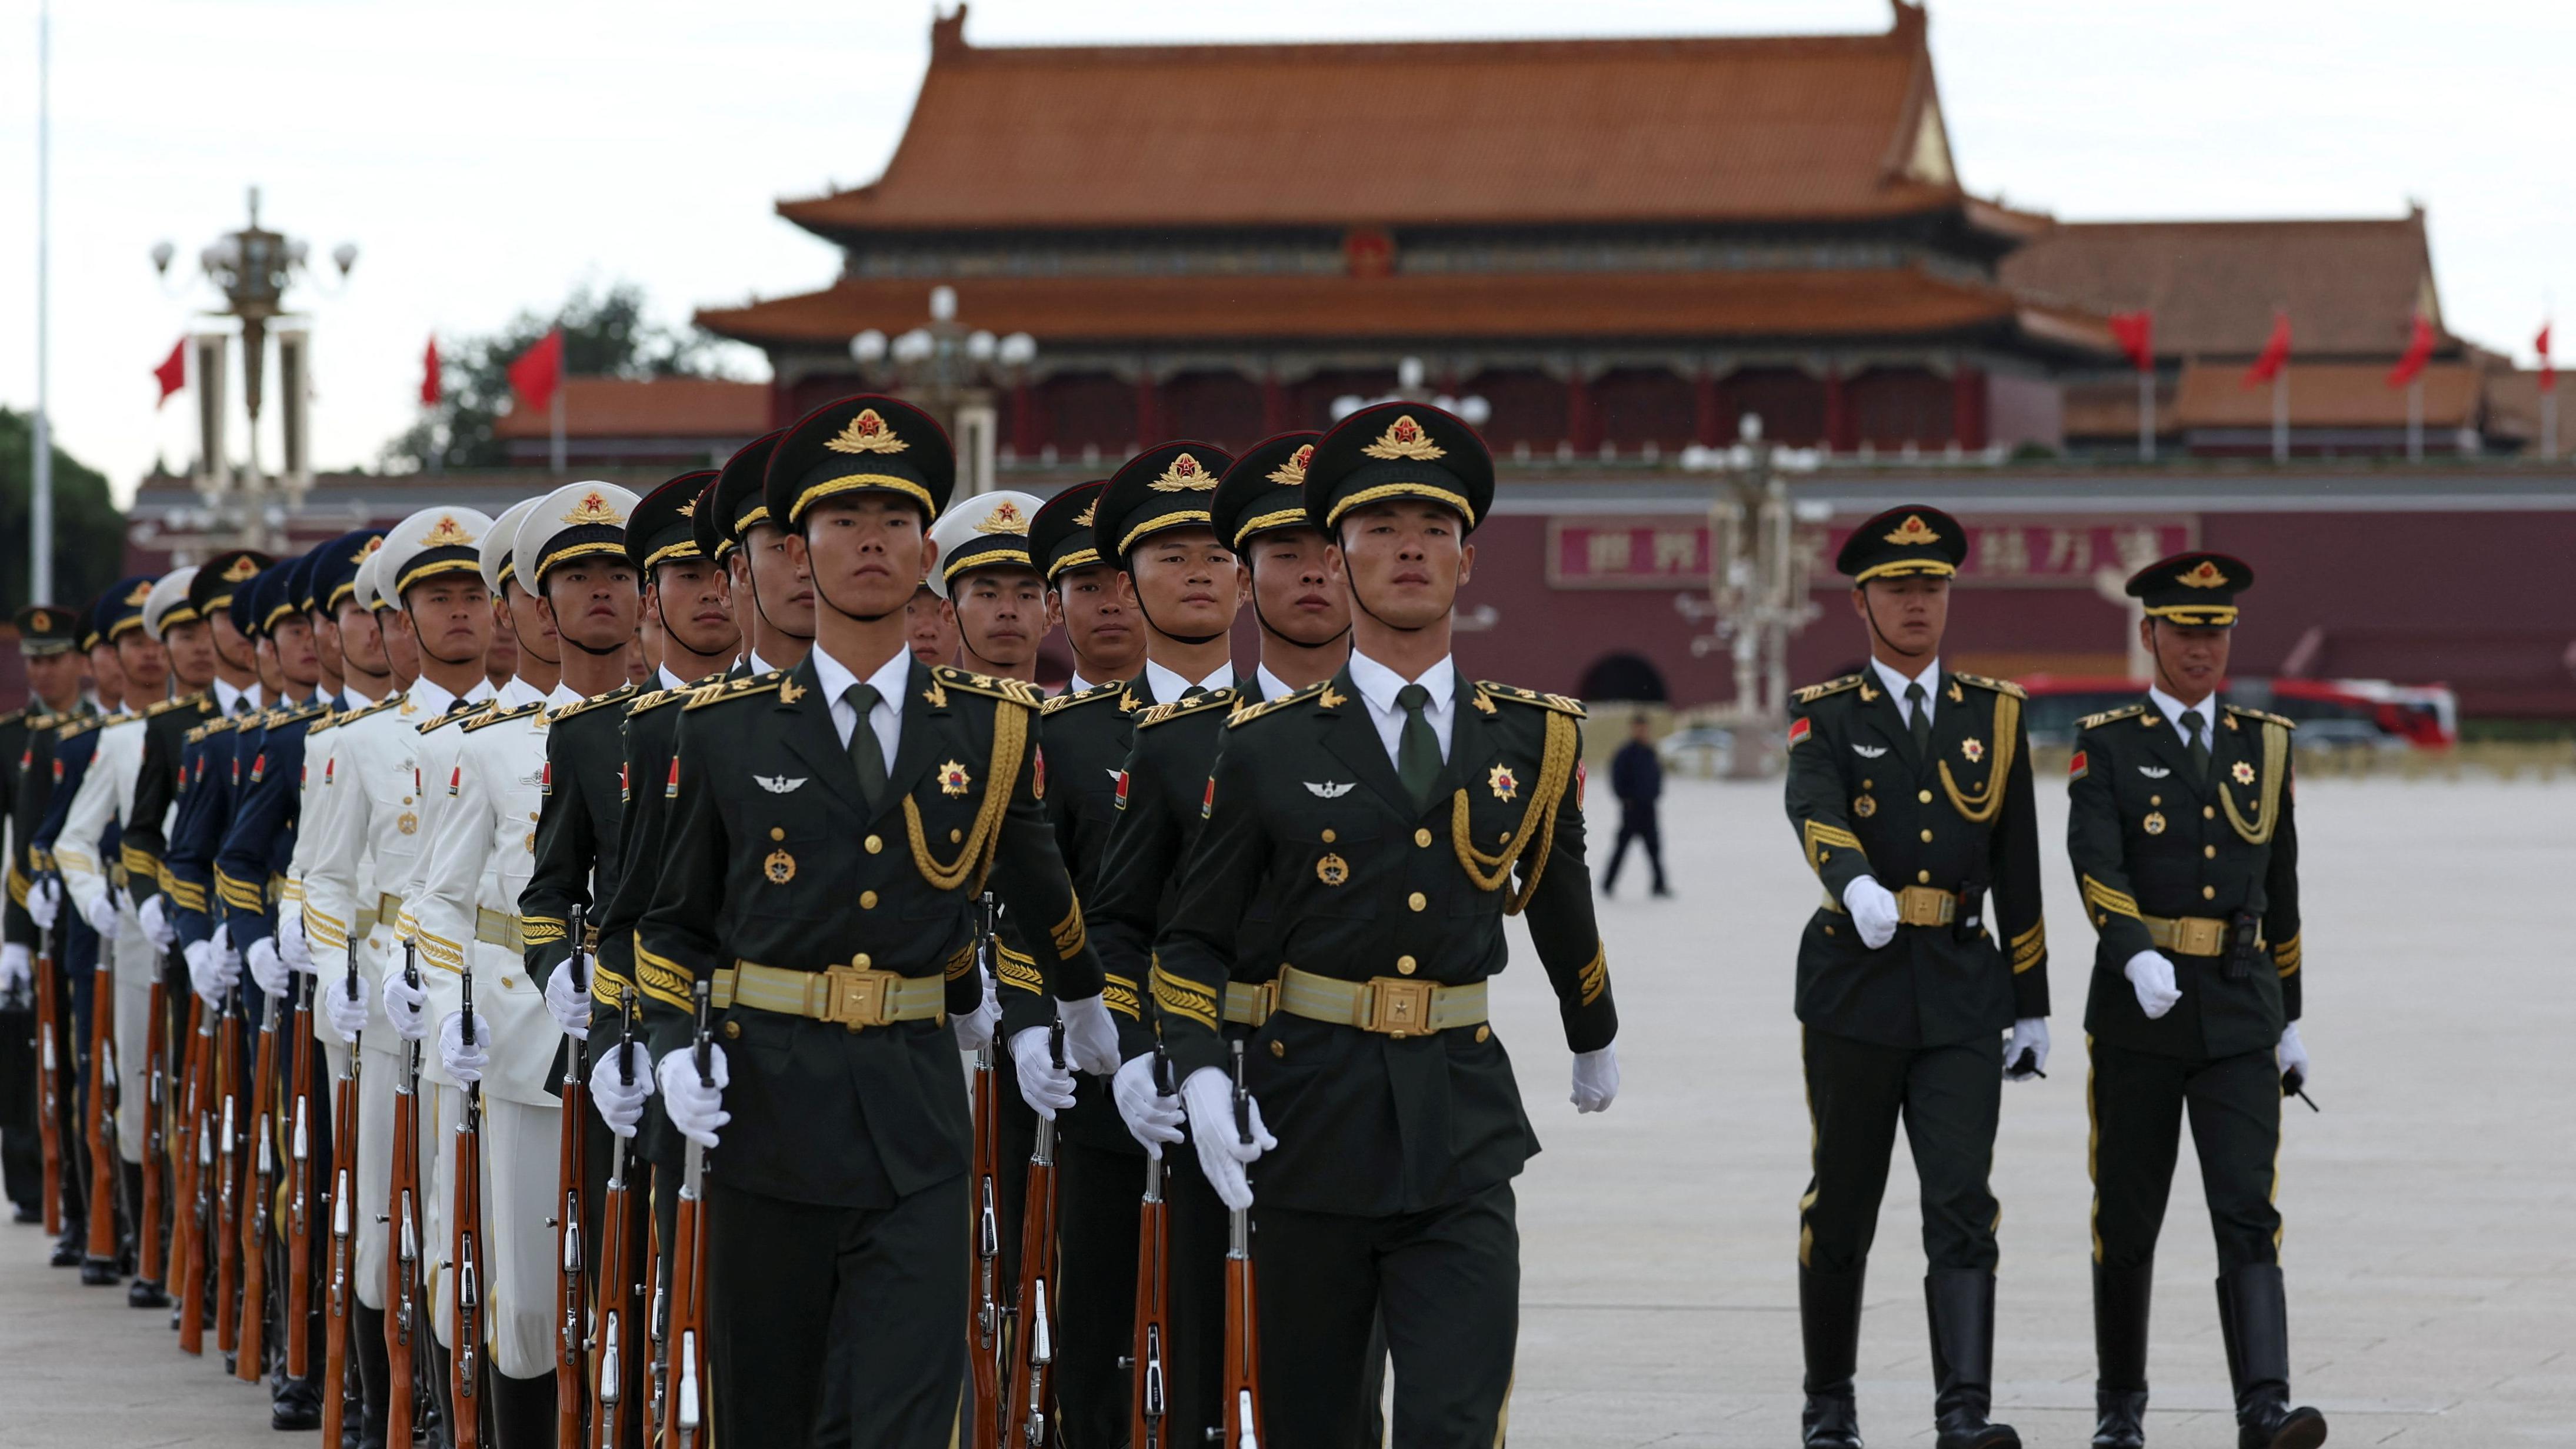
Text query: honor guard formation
0 398 2330 1449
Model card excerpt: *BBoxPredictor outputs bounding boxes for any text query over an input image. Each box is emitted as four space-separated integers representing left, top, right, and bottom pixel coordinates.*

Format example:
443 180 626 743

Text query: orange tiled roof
491 377 769 440
2170 359 2479 429
699 268 2113 352
780 5 1968 233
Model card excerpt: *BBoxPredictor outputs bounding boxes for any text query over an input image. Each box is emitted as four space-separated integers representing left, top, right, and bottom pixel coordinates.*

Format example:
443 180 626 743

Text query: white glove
246 937 292 997
322 973 369 1043
139 894 176 951
1841 877 1900 950
28 878 61 932
1180 1065 1276 1213
439 1010 492 1083
2277 1022 2311 1090
1569 1044 1620 1113
657 1045 730 1149
81 889 118 937
588 1042 657 1138
543 961 591 1040
1058 992 1121 1077
2003 1018 2050 1081
186 938 241 1003
380 967 428 1041
280 912 315 975
952 968 999 1052
2124 950 2181 1020
1009 1025 1075 1120
0 943 30 994
1111 1052 1185 1158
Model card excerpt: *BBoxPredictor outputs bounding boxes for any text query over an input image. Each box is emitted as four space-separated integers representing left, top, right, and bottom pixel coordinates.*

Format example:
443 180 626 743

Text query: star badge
939 760 973 797
1961 737 1985 763
2232 761 2256 785
1488 764 1519 802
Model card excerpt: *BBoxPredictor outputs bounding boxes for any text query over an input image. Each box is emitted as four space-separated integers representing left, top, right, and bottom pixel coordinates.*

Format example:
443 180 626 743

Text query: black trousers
708 1172 967 1449
1255 1180 1518 1449
1798 1026 2001 1275
2088 1040 2281 1273
1602 808 1667 893
1055 1134 1145 1448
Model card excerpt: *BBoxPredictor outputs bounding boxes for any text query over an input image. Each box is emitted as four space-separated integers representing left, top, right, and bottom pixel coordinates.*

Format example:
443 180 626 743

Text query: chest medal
764 848 797 884
1315 852 1349 887
1488 764 1519 802
1960 737 1984 763
2143 811 2167 835
939 760 974 797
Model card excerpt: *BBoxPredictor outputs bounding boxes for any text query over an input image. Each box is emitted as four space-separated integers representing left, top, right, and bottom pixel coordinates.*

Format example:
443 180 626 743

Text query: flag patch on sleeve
2069 750 2088 781
1787 717 1812 748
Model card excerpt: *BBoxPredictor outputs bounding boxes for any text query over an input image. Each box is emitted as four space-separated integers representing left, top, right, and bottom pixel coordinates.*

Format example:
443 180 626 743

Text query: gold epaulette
625 686 682 717
1137 687 1238 730
461 699 547 732
2076 703 2148 732
54 714 110 741
322 694 404 732
1793 674 1867 705
1954 672 2027 699
1479 682 1587 717
419 702 491 735
184 717 238 745
145 694 208 719
933 665 1043 709
548 681 640 724
275 700 333 727
1227 681 1327 728
1040 679 1129 717
2224 704 2297 732
683 671 784 711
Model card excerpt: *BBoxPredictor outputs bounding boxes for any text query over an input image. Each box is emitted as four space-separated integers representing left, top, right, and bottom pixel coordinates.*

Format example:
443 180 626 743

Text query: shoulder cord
2220 721 2290 845
1451 711 1579 914
1937 692 2020 825
907 701 1029 893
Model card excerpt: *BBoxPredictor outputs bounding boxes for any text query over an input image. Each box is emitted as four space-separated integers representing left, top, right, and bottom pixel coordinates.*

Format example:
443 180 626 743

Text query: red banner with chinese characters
1545 515 2195 589
1545 518 1715 589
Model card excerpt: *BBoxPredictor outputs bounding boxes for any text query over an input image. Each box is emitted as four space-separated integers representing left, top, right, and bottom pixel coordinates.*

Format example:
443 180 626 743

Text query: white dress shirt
658 665 692 692
339 676 390 708
213 678 261 716
1143 658 1234 704
2145 685 2220 748
747 649 787 678
1255 664 1299 704
1066 672 1097 696
1348 649 1455 765
1869 655 1942 729
811 643 910 773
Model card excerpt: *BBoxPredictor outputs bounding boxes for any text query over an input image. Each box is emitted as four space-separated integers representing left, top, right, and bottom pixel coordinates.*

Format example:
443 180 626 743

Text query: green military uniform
1783 505 2044 1449
2 602 82 1220
1154 403 1615 1449
2072 553 2322 1449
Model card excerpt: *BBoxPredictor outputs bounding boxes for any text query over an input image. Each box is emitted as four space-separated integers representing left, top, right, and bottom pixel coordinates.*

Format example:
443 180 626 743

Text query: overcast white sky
1 0 2570 501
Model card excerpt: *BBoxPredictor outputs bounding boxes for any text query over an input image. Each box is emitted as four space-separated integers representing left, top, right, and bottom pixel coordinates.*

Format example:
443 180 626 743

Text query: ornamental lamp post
1675 412 1826 775
853 285 1035 497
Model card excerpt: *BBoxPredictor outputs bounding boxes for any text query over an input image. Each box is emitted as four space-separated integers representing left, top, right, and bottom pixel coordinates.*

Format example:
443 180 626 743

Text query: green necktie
2182 708 2210 783
1395 682 1441 811
1181 684 1208 699
844 682 887 809
1905 682 1931 754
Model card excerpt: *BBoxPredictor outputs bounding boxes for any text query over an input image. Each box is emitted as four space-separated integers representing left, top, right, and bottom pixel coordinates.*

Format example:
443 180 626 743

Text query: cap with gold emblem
2125 550 2252 628
688 472 729 562
1028 481 1109 584
765 395 953 532
630 470 719 574
252 557 309 635
516 482 639 595
1302 401 1492 537
926 490 1045 599
378 507 498 602
99 574 161 642
1096 441 1237 562
142 568 202 642
481 497 545 595
308 529 385 614
1834 504 1968 584
283 550 326 625
1214 431 1324 552
353 539 389 612
711 429 788 549
12 602 78 657
186 548 274 625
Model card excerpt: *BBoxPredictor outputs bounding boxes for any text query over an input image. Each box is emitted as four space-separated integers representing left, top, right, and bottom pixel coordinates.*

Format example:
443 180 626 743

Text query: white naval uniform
51 707 158 1164
408 679 568 1378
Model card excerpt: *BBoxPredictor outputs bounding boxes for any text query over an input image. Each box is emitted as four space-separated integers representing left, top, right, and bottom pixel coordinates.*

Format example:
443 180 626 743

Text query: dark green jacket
121 691 218 904
2070 699 2302 1061
1783 669 2048 1049
521 681 639 985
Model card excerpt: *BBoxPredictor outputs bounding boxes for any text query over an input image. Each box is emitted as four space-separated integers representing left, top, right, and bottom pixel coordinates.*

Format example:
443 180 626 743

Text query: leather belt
474 907 522 951
718 959 945 1031
2142 913 2251 958
1274 965 1486 1039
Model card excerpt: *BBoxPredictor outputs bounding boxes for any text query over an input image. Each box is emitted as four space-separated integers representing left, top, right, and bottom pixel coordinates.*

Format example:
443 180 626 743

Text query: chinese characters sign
1545 519 1713 589
1546 515 2196 589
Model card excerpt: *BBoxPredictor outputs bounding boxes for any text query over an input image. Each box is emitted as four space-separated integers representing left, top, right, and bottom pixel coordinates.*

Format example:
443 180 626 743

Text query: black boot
485 1370 557 1449
79 1247 121 1285
273 1373 325 1431
352 1303 391 1449
51 1221 84 1267
2215 1268 2327 1449
128 1274 169 1308
2092 1261 2151 1448
1799 1264 1866 1448
1925 1270 2020 1449
426 1340 459 1449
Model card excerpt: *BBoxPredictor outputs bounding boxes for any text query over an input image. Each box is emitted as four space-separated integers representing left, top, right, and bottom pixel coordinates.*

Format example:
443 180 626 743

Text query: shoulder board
2075 703 2148 732
549 682 640 725
1040 679 1129 717
1479 682 1586 717
2224 704 2297 732
933 665 1043 708
336 694 406 728
1227 681 1328 730
462 700 547 732
1793 674 1866 705
1137 687 1238 730
186 717 239 744
145 694 204 719
56 714 112 740
420 703 492 735
0 707 23 730
1952 672 2027 699
277 701 332 727
625 687 682 718
683 672 784 711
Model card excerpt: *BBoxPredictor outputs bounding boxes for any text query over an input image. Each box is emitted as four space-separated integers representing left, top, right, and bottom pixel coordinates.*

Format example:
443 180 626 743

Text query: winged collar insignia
1304 781 1355 799
753 774 808 794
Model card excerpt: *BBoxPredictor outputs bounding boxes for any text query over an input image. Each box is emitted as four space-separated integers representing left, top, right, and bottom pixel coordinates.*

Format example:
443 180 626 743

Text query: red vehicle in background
2018 675 2457 750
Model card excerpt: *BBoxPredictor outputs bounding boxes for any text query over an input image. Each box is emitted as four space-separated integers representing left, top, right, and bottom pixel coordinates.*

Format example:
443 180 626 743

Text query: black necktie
1181 684 1208 700
2182 709 2210 782
1905 682 1931 754
844 683 887 808
1395 683 1441 811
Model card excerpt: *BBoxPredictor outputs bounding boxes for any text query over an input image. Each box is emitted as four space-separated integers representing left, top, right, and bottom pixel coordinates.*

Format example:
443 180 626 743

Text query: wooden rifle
1008 1020 1067 1449
286 967 318 1379
967 891 1004 1449
33 912 64 1237
139 961 169 1285
238 970 283 1381
589 992 642 1449
385 941 425 1444
176 990 215 1356
85 940 120 1266
451 957 488 1448
555 905 591 1449
319 940 362 1448
659 976 715 1449
1128 1044 1175 1449
1219 1040 1263 1449
214 984 244 1358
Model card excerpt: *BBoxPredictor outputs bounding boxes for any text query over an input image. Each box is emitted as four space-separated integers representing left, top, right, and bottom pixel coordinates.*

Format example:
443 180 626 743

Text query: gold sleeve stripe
218 870 268 912
1049 898 1085 958
944 942 977 982
52 845 98 872
1575 945 1609 1007
2271 932 2301 977
5 868 26 907
2010 921 2045 949
634 942 692 1008
2010 922 2046 972
414 931 467 974
1103 972 1143 1021
277 878 304 902
1151 963 1219 1031
521 919 566 945
165 881 209 912
306 913 349 952
591 970 628 1008
120 841 159 875
2080 875 2141 921
1801 821 1866 876
997 945 1045 995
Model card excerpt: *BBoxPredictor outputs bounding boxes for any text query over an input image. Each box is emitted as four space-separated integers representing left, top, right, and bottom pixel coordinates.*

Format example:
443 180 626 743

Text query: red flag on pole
2242 311 2292 387
152 338 187 407
2387 314 2437 387
2540 322 2556 393
508 328 565 413
2109 311 2154 372
421 336 444 407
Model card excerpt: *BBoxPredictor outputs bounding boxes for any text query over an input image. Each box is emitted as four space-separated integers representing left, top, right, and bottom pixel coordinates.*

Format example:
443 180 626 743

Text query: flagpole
2545 392 2558 461
2271 371 2288 464
2406 377 2423 461
549 386 565 474
2137 369 2154 462
30 0 54 603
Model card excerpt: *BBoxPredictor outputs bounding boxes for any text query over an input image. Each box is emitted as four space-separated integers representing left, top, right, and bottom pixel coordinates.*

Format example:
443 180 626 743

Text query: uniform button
402 795 414 805
1269 1039 1285 1058
1917 790 1932 804
860 891 878 910
1824 925 1835 937
1322 828 1337 844
950 828 963 844
2203 845 2217 860
2150 794 2162 807
2201 886 2215 901
1862 778 1874 790
865 834 883 854
722 1020 739 1040
1474 1025 1491 1043
502 977 516 989
1414 828 1432 848
1919 829 1933 843
2202 806 2215 820
769 827 785 841
1408 892 1427 912
1917 870 1931 883
1396 955 1417 975
854 953 873 968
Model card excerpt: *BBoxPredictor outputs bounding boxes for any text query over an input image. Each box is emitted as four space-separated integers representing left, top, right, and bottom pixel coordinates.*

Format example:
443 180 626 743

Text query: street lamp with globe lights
849 288 1035 497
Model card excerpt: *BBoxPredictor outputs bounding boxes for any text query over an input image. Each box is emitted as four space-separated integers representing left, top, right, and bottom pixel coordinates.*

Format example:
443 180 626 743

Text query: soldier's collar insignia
938 760 973 797
1318 684 1349 710
1947 679 1964 704
1147 453 1216 492
776 676 807 705
923 677 948 709
222 555 262 582
1882 514 1941 546
1360 414 1445 462
419 515 475 548
1267 444 1316 488
824 407 908 455
2177 559 2230 589
1488 763 1519 802
562 490 620 525
974 499 1030 534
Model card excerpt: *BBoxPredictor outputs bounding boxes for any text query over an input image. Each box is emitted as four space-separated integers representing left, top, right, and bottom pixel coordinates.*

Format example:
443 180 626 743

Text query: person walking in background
1602 712 1670 897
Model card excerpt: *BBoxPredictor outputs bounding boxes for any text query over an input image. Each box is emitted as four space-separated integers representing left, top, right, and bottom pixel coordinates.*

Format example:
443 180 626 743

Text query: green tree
0 407 129 614
381 281 732 471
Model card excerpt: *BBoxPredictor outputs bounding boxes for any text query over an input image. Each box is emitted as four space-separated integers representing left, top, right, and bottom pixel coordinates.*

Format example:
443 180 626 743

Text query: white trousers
424 1082 559 1379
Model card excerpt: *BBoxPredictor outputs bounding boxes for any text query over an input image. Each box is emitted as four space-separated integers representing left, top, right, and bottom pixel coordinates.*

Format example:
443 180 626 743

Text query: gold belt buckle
819 962 895 1031
2174 917 2225 957
1363 977 1435 1038
1896 885 1955 928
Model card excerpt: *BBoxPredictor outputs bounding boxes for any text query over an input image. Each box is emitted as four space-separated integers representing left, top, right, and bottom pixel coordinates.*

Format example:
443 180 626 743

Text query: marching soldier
635 394 1119 1445
2072 555 2323 1449
709 429 817 680
1 603 87 1223
1031 480 1147 692
1152 402 1619 1449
